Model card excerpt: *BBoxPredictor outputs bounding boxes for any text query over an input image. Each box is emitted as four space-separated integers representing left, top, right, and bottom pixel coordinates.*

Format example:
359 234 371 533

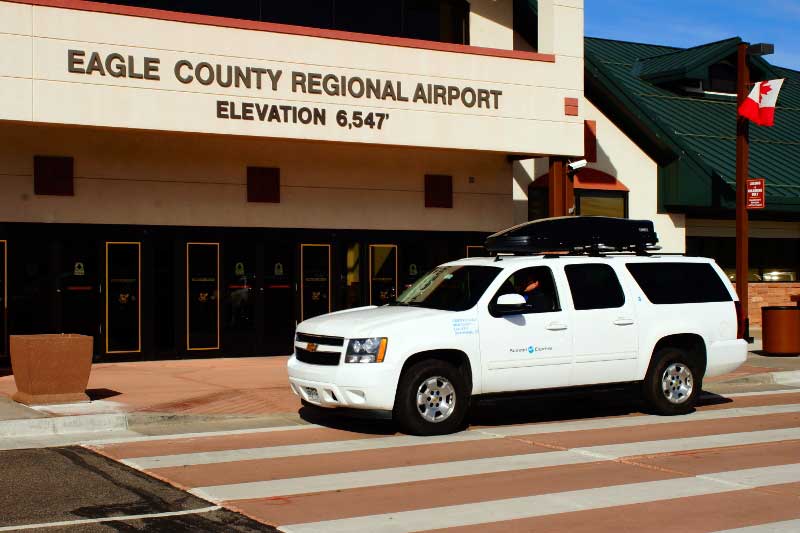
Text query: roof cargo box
485 216 659 255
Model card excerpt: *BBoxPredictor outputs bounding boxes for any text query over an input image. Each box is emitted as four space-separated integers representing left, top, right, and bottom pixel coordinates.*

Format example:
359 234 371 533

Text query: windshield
394 265 501 311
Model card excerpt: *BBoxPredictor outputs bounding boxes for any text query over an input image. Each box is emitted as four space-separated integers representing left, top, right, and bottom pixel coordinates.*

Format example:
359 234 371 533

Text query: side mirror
494 293 526 315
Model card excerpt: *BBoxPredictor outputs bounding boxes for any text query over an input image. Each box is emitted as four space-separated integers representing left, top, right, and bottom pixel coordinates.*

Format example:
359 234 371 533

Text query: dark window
404 0 441 41
394 265 500 311
626 262 733 304
247 167 280 203
513 0 538 50
565 264 625 310
34 156 74 196
708 62 737 94
425 174 453 208
492 266 560 314
265 1 334 29
335 0 402 36
89 0 469 44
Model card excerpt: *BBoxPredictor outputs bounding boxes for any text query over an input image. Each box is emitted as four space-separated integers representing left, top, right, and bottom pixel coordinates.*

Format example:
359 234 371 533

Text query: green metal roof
585 37 800 214
634 38 741 83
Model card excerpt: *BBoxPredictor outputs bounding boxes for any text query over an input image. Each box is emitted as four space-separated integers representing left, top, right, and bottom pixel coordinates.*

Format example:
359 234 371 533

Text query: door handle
546 322 568 331
614 318 635 326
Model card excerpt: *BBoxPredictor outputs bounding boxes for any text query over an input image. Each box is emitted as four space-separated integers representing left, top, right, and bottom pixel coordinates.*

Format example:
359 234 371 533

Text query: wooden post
548 157 568 217
735 42 750 340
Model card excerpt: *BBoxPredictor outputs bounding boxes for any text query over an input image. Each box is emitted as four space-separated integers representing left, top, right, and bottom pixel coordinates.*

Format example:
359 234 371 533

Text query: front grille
296 332 345 347
295 347 341 366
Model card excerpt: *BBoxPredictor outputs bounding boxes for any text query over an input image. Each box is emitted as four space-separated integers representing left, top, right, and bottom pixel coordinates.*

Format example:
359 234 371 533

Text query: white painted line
704 389 800 398
126 431 498 469
279 464 800 533
190 427 800 502
712 519 800 532
0 505 221 531
84 422 318 446
124 402 800 469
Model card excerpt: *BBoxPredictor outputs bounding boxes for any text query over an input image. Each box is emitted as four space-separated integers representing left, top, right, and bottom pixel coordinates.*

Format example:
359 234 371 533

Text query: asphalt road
0 446 276 532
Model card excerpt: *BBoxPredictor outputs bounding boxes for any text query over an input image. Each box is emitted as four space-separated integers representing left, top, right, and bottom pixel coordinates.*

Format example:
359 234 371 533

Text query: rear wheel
642 347 703 415
394 359 469 435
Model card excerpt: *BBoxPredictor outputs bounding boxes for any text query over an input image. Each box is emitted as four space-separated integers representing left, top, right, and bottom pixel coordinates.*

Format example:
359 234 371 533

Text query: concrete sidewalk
1 349 799 443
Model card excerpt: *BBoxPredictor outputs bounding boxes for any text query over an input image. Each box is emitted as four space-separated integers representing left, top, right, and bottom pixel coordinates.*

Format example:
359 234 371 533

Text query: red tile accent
425 174 453 209
10 0 556 63
247 167 280 203
34 155 74 196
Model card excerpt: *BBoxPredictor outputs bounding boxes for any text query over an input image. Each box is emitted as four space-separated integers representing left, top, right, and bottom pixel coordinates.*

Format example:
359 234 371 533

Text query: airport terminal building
0 0 586 359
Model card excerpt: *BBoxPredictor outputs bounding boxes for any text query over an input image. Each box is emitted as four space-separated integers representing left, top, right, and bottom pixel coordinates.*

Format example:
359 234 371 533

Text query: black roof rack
485 216 660 256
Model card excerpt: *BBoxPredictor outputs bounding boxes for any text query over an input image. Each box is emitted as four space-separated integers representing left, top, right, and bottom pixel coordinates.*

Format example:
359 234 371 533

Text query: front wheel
393 359 470 436
642 348 703 415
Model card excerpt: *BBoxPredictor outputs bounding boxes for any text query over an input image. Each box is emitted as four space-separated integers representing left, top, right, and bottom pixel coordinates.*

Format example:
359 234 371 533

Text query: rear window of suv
626 262 732 304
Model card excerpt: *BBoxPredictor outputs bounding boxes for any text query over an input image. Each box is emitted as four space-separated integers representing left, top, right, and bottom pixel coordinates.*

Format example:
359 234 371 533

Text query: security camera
567 159 587 172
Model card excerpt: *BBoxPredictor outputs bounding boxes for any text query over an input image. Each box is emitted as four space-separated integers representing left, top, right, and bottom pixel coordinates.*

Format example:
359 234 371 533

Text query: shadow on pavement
299 386 736 434
87 388 123 401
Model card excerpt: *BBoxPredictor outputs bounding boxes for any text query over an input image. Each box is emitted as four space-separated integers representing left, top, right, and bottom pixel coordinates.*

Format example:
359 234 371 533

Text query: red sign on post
746 178 765 209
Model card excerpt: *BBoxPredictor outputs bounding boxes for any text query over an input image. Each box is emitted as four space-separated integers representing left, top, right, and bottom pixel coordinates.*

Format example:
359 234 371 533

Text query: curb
0 413 128 438
0 411 305 440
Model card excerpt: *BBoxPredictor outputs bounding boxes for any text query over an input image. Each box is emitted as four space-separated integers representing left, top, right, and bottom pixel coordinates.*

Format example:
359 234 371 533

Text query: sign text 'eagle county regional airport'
67 50 504 132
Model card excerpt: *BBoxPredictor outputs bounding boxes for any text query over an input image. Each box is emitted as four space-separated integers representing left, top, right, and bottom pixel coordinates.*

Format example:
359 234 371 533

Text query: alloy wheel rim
661 362 694 404
416 376 456 423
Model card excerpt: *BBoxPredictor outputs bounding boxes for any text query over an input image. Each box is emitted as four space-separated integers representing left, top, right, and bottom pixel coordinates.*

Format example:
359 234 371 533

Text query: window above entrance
88 0 471 45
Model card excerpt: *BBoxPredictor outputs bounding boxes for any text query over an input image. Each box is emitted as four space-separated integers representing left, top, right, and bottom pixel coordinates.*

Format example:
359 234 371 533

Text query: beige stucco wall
0 1 585 157
0 122 513 232
469 0 514 50
510 100 687 254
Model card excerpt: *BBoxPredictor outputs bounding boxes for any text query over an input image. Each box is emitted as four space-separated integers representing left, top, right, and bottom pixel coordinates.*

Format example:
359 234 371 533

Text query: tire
642 347 703 415
393 359 470 436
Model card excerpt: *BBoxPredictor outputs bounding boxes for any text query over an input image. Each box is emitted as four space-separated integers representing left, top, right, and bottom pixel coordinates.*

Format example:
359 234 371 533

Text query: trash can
10 334 94 405
762 306 800 355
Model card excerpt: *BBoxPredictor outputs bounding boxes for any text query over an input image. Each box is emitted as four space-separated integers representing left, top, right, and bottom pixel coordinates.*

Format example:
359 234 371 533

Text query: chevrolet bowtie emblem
307 343 318 352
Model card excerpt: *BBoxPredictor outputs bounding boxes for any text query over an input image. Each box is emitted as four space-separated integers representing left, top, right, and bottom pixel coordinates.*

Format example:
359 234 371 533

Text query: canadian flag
738 79 785 126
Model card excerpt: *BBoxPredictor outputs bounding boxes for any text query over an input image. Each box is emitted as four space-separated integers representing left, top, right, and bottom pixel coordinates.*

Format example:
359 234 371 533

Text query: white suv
288 219 747 435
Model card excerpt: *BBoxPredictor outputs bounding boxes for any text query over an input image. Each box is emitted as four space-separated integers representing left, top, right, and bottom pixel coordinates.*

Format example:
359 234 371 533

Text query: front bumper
287 355 399 411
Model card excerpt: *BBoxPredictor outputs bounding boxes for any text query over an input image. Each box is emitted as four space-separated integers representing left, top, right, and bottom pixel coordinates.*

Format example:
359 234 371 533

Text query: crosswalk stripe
713 519 800 532
188 427 800 502
121 402 800 470
278 463 800 533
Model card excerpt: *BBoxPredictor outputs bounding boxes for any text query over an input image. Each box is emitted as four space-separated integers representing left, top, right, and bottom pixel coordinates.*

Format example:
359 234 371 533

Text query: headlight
345 337 388 363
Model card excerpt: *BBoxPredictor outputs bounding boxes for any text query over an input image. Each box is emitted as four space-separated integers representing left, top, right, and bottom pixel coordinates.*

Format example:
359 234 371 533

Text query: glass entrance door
105 242 141 354
300 244 331 321
186 242 220 351
369 244 398 305
58 241 99 341
222 242 257 354
264 242 295 354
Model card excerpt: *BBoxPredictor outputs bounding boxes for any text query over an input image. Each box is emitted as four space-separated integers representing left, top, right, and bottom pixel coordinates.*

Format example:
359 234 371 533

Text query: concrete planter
10 334 94 405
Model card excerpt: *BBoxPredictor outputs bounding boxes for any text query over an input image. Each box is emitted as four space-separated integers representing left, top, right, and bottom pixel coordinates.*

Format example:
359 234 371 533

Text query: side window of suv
491 266 561 314
565 263 625 310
